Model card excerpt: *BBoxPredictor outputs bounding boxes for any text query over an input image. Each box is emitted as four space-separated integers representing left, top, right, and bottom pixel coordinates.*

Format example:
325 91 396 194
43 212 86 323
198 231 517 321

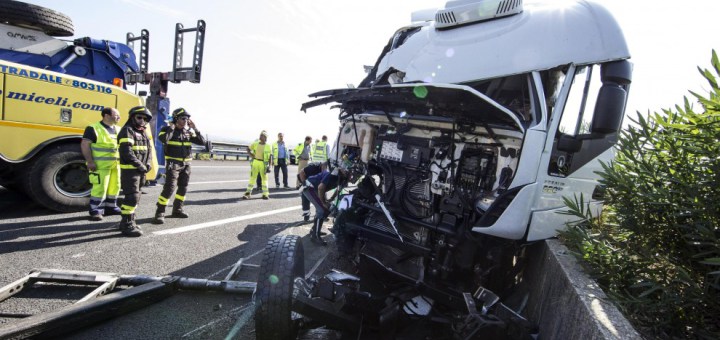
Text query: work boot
242 192 251 200
119 215 143 237
130 213 142 231
152 204 166 224
171 202 189 218
262 195 269 200
90 212 103 221
309 220 327 246
104 205 122 216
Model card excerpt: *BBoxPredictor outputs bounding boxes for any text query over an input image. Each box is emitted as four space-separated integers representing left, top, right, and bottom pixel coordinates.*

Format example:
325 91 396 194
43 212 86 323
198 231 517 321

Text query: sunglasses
135 116 148 121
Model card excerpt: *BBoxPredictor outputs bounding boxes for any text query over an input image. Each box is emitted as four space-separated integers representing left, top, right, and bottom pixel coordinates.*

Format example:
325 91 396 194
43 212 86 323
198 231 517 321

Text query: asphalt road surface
0 160 338 340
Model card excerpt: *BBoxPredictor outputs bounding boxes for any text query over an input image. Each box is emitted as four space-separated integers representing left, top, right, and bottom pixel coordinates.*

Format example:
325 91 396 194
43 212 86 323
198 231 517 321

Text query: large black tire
255 235 305 340
0 1 74 37
23 144 91 212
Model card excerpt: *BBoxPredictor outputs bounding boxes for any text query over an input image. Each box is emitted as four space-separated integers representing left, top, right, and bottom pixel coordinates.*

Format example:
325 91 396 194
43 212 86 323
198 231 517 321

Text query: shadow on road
0 189 59 219
0 223 122 254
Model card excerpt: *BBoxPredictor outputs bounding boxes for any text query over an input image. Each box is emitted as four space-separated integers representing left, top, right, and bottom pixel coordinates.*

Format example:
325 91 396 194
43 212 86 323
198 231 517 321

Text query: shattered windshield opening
464 72 535 127
302 84 525 132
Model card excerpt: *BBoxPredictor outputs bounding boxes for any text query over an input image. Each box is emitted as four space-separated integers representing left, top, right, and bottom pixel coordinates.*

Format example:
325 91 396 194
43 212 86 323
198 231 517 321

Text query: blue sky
26 0 720 144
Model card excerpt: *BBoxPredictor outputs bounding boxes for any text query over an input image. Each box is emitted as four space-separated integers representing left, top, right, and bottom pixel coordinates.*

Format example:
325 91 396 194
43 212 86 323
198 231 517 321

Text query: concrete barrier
522 239 641 339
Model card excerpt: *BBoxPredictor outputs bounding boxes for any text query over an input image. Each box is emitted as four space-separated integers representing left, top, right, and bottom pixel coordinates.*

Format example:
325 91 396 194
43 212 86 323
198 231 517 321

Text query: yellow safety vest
250 140 272 163
272 141 288 166
294 143 312 161
312 141 328 162
89 122 119 169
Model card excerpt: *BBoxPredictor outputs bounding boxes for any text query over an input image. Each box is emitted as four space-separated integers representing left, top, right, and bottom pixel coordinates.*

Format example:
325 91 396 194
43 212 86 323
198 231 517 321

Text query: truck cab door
529 61 632 241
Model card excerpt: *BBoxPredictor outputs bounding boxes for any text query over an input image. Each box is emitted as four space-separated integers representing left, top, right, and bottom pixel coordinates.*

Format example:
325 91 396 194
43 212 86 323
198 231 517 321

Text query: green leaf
700 258 720 266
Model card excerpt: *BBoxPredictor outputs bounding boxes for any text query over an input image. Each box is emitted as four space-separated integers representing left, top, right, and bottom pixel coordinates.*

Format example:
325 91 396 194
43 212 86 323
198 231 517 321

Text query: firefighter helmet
128 106 152 120
172 107 191 122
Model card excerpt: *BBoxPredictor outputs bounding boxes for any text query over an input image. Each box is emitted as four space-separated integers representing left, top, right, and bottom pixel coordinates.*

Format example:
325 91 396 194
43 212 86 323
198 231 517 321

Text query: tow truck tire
0 1 74 37
23 144 90 212
255 235 305 340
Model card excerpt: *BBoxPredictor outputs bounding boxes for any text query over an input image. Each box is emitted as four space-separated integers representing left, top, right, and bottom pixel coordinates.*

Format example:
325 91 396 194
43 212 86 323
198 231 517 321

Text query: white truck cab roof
379 0 630 84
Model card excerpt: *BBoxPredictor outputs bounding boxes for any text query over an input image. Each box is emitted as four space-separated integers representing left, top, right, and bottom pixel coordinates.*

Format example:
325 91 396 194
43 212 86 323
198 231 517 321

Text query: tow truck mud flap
0 269 256 339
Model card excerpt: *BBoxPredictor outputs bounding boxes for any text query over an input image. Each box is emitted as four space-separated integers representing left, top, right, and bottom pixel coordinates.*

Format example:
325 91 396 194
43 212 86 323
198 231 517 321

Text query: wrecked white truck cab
256 0 632 339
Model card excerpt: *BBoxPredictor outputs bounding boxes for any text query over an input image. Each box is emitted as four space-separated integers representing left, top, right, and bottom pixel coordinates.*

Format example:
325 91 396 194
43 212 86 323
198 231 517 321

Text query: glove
137 164 148 173
145 163 152 172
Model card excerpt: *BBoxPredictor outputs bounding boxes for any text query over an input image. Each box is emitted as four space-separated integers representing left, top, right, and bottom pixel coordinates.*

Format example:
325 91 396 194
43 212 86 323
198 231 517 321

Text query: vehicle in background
0 1 205 212
256 0 632 338
289 147 297 165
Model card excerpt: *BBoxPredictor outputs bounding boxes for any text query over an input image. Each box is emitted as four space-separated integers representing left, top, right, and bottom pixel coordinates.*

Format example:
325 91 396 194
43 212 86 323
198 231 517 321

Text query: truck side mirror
591 60 632 134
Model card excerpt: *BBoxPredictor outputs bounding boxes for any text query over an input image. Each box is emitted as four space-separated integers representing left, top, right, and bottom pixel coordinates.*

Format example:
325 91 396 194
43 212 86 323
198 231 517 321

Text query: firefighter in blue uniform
118 106 154 237
152 108 205 224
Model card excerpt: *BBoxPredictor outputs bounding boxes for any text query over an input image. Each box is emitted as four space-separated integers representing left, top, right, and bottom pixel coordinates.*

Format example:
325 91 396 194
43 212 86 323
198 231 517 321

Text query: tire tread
255 235 304 340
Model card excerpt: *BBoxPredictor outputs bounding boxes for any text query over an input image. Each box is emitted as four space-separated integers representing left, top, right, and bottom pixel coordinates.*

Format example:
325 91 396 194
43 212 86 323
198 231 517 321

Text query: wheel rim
53 160 92 197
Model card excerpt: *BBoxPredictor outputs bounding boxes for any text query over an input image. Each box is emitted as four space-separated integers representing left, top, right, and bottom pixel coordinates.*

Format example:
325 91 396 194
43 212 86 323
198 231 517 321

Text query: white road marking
191 166 249 168
189 180 247 185
306 252 329 280
154 206 302 235
181 303 252 338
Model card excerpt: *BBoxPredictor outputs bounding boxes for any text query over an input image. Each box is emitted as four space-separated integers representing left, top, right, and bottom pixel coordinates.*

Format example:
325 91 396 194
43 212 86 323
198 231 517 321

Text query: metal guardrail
192 141 249 160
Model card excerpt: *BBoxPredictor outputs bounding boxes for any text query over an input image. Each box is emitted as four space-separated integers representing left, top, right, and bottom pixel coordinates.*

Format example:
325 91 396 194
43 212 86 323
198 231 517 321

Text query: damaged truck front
256 0 632 339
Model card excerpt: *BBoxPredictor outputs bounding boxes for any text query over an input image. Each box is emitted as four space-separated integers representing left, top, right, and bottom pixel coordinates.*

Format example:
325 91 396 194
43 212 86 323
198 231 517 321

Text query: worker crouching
302 166 349 245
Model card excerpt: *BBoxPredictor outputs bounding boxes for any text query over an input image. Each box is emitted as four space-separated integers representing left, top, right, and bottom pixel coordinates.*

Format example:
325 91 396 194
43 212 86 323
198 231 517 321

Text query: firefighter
80 107 122 221
117 106 154 237
242 130 272 200
313 135 329 165
151 108 205 224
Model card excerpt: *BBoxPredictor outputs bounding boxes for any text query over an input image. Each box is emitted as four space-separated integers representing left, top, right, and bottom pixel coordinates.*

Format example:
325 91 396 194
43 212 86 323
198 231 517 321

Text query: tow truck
254 0 632 339
0 0 206 212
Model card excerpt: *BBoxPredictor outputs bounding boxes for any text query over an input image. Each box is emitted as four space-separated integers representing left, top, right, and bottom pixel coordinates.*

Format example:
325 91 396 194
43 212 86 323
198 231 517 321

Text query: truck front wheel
23 144 91 212
255 235 305 340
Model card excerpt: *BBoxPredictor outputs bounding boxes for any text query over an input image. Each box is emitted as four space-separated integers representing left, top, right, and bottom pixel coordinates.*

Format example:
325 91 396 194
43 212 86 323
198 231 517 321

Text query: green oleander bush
560 51 720 339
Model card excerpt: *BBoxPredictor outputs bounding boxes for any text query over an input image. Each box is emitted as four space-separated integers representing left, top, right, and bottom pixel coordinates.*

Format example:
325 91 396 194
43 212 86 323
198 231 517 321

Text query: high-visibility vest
89 122 119 169
294 143 312 161
250 140 272 163
272 141 288 166
312 141 328 162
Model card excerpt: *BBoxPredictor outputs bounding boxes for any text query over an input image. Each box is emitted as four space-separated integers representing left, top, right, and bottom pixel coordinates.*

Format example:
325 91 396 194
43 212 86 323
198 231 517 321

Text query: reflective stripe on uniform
132 145 148 150
119 137 134 144
158 195 169 206
91 146 117 153
120 164 139 169
89 122 119 169
174 194 185 201
167 141 192 146
166 156 193 162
